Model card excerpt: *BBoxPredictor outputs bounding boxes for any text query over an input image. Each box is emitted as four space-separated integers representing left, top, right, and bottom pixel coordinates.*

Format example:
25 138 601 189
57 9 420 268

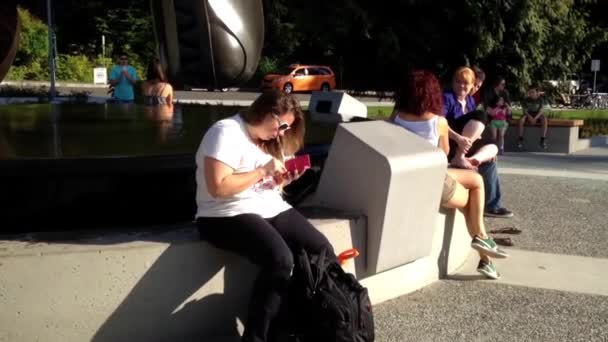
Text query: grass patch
511 109 608 120
367 106 608 138
367 106 394 119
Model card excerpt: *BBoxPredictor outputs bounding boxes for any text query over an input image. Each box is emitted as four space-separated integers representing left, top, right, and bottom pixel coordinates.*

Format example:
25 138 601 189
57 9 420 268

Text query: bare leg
541 116 548 137
468 144 498 166
498 127 507 151
490 126 497 143
444 169 490 261
452 120 485 170
518 116 526 138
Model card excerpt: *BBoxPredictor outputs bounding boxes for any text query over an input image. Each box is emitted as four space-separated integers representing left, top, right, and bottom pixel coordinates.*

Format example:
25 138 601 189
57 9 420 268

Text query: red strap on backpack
337 248 360 265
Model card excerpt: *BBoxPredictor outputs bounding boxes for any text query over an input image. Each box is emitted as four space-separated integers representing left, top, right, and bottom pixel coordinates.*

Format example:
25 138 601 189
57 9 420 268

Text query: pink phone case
285 154 311 173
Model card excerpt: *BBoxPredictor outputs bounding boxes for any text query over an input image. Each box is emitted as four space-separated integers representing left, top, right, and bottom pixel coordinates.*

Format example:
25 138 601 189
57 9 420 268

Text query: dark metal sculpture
0 1 20 83
0 0 264 89
151 0 264 89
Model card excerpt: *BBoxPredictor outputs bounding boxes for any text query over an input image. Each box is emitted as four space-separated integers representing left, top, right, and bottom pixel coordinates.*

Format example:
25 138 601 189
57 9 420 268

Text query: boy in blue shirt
109 53 138 103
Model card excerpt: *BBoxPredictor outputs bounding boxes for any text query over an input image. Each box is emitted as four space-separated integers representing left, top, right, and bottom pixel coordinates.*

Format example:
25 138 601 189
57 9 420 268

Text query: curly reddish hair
394 70 443 116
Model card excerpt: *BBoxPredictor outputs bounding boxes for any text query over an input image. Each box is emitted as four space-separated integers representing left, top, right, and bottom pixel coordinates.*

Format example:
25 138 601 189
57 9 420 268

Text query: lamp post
46 0 57 100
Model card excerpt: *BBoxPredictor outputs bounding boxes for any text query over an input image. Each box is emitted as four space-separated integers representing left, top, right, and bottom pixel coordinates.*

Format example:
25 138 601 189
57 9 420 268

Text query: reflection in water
144 103 175 143
50 103 62 158
0 103 337 160
0 131 13 158
0 104 242 159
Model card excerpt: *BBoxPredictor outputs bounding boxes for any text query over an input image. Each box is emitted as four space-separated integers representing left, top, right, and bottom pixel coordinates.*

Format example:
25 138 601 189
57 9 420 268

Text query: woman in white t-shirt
195 90 334 342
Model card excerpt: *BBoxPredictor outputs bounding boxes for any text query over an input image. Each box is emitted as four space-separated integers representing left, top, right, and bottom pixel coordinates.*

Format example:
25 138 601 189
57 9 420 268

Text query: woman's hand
277 169 306 187
261 158 286 178
455 134 473 153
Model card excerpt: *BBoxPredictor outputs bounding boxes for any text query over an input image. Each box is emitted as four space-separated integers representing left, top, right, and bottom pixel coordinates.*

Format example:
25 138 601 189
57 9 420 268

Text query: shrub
55 54 94 82
245 56 280 87
14 7 48 65
580 119 608 138
0 85 48 97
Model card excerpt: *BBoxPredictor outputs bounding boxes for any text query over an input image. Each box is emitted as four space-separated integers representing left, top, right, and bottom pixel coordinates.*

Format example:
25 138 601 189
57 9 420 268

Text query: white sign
591 60 600 72
93 67 107 84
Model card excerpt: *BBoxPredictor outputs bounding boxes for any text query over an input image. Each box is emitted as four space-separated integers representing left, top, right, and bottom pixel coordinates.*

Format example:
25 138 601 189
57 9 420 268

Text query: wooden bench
508 118 584 127
483 118 589 153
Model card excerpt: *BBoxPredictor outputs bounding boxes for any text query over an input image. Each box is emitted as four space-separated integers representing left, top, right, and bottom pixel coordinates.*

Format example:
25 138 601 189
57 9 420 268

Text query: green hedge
5 7 146 83
7 55 146 83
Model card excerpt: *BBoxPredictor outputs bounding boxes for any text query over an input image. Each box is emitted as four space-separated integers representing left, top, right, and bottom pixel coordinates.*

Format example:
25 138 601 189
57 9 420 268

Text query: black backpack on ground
283 248 375 342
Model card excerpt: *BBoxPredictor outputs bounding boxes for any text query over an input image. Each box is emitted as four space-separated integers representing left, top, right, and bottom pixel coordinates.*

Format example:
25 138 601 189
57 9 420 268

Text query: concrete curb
1 80 108 88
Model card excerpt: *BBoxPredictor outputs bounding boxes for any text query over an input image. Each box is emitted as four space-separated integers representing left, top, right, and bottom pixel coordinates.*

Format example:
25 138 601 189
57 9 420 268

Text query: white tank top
393 115 439 147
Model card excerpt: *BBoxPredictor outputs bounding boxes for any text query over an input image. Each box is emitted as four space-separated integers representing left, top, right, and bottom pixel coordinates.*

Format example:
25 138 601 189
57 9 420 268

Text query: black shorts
447 110 488 134
447 111 491 160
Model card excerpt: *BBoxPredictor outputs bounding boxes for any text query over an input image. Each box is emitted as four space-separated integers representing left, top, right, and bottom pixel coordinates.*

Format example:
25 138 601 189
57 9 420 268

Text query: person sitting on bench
194 90 335 342
392 70 508 279
518 85 548 150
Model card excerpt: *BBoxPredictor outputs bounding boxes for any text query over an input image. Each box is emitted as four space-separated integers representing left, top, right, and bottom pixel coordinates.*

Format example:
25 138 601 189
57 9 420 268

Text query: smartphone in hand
285 154 311 174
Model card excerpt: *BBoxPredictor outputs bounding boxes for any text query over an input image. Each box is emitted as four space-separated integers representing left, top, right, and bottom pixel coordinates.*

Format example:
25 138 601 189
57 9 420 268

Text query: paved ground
374 148 608 342
485 174 608 258
375 281 608 342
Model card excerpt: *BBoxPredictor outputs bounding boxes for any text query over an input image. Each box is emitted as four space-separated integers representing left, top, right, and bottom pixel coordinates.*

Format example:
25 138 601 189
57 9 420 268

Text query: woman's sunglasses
273 114 291 131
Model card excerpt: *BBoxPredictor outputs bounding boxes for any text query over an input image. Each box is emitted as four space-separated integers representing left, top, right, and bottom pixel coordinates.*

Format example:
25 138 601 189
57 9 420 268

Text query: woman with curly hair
392 70 508 279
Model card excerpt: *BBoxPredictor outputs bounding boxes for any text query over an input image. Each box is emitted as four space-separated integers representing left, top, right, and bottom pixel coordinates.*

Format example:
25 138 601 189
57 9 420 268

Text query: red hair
395 70 443 116
453 66 476 86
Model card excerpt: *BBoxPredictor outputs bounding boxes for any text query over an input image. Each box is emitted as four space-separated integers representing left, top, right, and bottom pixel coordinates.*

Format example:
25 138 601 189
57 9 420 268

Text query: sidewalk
374 147 608 341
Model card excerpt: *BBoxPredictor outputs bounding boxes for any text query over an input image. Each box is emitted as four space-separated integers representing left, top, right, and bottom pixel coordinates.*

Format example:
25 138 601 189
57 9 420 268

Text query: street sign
591 59 600 72
93 67 107 85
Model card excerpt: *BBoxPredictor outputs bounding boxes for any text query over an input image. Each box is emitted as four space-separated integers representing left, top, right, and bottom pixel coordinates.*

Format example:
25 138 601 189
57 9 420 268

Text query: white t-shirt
195 114 292 218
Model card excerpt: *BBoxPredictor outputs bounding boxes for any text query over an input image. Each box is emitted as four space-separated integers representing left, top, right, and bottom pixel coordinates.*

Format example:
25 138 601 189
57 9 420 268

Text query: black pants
447 110 490 161
196 208 335 342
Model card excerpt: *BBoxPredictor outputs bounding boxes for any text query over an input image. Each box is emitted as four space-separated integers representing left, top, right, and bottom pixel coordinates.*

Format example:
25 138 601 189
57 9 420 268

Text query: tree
93 2 155 63
12 0 608 90
6 7 49 80
13 6 48 66
466 0 608 96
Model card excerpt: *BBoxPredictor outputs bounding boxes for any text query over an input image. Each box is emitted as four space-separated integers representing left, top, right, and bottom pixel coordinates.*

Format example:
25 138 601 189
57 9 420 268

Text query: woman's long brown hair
240 90 305 161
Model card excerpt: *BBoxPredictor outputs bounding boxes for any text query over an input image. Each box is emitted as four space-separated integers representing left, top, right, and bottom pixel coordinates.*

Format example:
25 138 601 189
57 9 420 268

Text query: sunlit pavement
375 147 608 342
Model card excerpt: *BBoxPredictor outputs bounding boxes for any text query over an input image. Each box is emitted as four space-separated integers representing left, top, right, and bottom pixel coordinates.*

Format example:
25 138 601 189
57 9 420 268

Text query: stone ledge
508 118 584 127
484 124 586 154
0 207 469 342
0 211 366 342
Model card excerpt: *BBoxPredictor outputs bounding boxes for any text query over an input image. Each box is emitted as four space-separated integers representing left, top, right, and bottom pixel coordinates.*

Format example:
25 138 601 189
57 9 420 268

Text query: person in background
142 59 176 142
487 96 511 155
109 52 138 103
483 75 511 110
471 66 485 108
518 85 548 150
142 59 174 107
442 67 497 169
194 90 335 342
393 70 508 279
443 67 514 218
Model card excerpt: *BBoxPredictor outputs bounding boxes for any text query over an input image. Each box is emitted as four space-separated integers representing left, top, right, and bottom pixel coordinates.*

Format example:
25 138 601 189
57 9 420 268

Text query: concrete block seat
0 121 472 342
0 211 366 342
489 118 588 153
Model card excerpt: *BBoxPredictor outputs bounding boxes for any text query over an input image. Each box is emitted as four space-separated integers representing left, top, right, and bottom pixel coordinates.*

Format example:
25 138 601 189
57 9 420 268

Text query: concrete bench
0 121 471 342
485 118 589 153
